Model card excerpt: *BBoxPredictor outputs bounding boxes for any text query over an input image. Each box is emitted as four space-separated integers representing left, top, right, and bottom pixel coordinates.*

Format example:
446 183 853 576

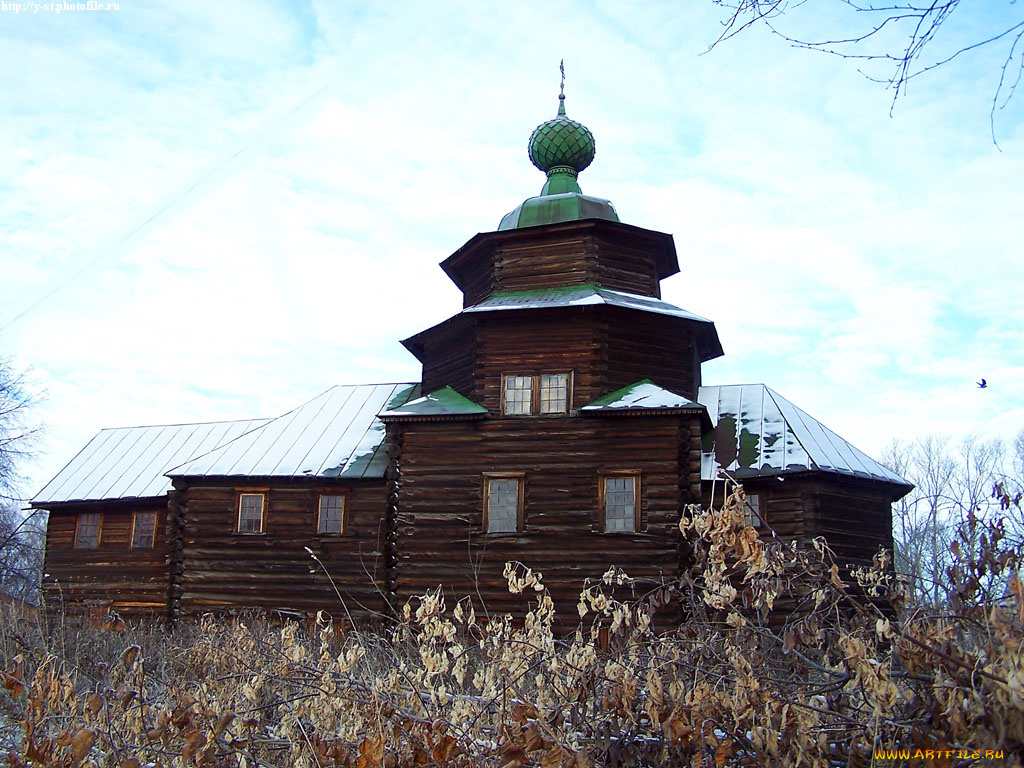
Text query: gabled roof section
581 380 707 421
463 283 711 322
169 383 419 480
33 418 271 505
379 386 487 421
698 384 911 492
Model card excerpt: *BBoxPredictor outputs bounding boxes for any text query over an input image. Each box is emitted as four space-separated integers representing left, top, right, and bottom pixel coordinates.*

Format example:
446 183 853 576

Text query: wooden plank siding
473 309 604 413
390 414 704 630
174 478 389 623
602 308 702 401
41 499 169 615
444 220 676 308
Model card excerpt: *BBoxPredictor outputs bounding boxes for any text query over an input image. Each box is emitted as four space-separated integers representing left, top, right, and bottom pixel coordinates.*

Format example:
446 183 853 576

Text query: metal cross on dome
560 59 565 95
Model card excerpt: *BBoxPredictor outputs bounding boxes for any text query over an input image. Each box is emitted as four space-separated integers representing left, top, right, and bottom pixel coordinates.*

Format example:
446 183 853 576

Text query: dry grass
2 489 1022 767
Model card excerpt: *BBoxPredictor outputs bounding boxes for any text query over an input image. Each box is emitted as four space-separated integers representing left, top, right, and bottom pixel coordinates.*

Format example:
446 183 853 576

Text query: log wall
450 222 672 308
41 499 169 615
175 478 389 623
602 309 701 401
392 414 703 629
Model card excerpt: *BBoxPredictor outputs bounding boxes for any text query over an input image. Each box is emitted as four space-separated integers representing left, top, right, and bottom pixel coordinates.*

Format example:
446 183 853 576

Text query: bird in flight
977 379 988 388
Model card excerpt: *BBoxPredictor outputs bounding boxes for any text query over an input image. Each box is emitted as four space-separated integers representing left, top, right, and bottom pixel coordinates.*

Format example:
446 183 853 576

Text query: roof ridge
762 386 821 473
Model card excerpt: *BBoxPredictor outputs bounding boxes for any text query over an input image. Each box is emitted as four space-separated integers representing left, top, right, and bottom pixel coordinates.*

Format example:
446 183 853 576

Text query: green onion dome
497 88 618 231
528 93 596 179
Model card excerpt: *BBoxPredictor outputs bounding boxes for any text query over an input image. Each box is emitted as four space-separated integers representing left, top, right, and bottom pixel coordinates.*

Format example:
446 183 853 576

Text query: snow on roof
698 384 910 489
168 383 419 480
379 386 487 419
33 418 271 504
581 379 705 413
462 283 713 324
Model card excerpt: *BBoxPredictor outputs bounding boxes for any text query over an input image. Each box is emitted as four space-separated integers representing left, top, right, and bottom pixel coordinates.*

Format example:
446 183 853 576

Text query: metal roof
380 386 487 419
581 379 705 413
462 283 713 324
464 286 712 325
33 418 271 504
168 383 419 480
698 384 910 489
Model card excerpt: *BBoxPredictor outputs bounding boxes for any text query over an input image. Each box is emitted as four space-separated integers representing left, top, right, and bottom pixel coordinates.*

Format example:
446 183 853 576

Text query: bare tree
709 0 1024 141
884 434 1009 608
0 357 39 503
0 357 42 603
0 501 44 603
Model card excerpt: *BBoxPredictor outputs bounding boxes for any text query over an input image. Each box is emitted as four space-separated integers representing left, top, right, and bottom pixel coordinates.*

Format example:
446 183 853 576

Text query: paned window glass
487 478 520 533
744 493 763 528
539 373 569 414
237 493 265 534
131 511 156 548
603 476 637 533
75 512 101 548
318 494 345 534
503 376 533 415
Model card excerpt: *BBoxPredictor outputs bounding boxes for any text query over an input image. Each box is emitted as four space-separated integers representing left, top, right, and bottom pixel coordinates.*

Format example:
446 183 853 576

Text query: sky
2 1 1022 500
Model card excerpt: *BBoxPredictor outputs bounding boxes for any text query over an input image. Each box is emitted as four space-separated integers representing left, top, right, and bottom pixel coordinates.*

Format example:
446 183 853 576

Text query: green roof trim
581 379 707 414
498 192 619 231
379 386 487 420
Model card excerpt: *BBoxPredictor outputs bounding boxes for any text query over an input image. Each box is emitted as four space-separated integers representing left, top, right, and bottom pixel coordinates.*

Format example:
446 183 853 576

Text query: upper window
75 512 101 548
743 492 764 528
539 374 569 414
602 474 639 533
502 373 571 415
318 494 346 535
503 376 533 415
130 511 157 548
484 474 523 533
237 492 266 534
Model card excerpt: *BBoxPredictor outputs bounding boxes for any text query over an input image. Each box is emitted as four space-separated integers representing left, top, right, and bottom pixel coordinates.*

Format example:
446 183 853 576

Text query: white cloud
2 0 1022 495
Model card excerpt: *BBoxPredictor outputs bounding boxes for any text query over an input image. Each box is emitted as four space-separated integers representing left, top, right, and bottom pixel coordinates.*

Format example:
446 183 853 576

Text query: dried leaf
213 711 235 739
1 670 24 697
356 734 384 768
86 693 103 715
120 645 141 669
70 728 96 767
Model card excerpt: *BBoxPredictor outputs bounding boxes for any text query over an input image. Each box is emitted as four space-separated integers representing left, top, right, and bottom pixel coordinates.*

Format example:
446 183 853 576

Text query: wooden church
33 88 911 625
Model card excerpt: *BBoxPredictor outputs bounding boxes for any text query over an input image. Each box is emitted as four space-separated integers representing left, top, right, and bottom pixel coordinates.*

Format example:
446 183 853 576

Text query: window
743 492 764 528
237 492 266 534
75 512 101 548
601 473 639 533
503 375 532 415
484 474 524 533
318 494 346 535
502 373 571 415
131 511 157 548
539 373 569 414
